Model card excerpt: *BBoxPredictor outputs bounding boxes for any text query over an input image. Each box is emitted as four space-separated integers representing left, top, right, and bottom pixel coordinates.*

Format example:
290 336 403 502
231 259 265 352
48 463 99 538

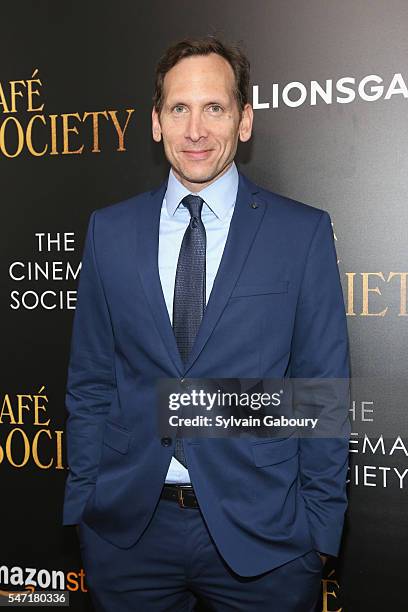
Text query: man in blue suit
63 36 350 611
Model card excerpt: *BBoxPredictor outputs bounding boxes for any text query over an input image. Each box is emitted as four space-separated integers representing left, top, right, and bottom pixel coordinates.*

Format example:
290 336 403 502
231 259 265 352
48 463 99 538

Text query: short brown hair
153 36 250 116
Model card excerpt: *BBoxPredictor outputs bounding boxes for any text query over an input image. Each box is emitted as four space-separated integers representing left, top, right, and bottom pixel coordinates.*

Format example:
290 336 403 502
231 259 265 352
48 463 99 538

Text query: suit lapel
183 172 266 373
135 171 267 376
136 177 185 375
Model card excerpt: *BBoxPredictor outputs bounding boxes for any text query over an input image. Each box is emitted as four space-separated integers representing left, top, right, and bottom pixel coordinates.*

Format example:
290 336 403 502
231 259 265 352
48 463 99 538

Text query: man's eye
173 105 185 113
209 105 222 112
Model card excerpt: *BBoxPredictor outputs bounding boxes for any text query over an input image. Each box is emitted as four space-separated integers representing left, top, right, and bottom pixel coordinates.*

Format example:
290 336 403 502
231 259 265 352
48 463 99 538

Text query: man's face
152 53 253 192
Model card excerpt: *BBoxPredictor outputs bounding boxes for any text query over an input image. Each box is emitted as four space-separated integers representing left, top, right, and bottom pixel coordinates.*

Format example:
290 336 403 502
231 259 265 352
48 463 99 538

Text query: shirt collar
164 161 239 220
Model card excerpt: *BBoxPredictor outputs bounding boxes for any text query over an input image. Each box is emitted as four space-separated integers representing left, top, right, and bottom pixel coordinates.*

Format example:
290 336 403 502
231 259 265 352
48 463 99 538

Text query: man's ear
152 106 162 142
239 103 254 143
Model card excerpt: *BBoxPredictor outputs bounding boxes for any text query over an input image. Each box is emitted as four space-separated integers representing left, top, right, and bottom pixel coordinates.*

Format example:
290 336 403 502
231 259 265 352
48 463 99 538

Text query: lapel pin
250 202 259 209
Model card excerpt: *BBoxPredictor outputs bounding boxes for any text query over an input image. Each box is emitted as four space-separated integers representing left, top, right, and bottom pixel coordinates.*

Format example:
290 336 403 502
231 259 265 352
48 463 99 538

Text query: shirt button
161 437 172 447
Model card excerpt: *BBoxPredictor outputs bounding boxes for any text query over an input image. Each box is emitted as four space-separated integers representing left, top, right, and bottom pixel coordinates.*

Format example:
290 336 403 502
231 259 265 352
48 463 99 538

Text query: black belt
161 484 199 508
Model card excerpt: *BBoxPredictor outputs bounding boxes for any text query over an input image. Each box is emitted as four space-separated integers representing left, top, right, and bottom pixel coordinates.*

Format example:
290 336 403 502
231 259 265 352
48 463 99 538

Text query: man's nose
185 110 208 141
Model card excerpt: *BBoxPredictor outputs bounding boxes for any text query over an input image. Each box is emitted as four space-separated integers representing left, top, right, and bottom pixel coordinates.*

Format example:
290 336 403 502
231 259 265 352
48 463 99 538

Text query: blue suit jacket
62 170 351 576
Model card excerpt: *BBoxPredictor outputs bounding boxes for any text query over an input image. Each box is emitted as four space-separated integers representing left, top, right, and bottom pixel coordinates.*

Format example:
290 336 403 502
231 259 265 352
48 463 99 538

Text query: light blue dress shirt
158 161 239 483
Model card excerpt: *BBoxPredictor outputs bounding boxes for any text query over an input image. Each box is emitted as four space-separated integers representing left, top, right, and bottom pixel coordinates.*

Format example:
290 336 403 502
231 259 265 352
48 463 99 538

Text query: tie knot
181 194 204 220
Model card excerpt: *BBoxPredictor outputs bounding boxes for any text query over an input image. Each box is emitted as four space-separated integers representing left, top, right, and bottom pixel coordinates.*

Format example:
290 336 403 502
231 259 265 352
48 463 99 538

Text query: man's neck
171 161 235 193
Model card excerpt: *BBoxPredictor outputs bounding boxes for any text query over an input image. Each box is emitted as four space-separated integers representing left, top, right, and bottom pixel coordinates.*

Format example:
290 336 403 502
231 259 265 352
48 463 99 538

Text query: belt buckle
177 486 186 508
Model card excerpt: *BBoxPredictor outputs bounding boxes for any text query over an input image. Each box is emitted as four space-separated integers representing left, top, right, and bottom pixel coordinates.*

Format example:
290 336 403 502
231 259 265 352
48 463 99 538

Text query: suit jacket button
161 437 172 447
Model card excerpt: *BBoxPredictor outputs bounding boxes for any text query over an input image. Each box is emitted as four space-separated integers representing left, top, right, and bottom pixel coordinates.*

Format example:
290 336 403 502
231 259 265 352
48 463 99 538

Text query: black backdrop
1 1 407 610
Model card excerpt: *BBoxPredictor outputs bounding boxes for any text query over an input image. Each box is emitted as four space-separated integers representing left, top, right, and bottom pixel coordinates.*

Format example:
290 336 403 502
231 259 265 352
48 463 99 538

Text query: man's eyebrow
166 99 228 107
166 101 188 106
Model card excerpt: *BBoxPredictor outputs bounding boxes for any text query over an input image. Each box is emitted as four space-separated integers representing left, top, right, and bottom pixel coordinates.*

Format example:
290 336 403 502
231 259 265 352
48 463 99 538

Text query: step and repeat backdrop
1 1 407 610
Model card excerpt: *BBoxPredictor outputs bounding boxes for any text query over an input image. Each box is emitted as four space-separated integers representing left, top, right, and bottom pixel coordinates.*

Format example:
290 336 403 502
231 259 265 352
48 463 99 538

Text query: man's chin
174 165 222 187
184 175 214 185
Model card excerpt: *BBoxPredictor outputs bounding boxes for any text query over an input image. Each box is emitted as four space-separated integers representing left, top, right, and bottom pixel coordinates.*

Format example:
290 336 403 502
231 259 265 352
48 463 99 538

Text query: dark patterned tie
172 194 206 467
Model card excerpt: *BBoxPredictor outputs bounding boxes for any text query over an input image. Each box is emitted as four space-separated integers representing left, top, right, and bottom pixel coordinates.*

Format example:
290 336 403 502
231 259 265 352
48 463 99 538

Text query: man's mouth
181 149 213 160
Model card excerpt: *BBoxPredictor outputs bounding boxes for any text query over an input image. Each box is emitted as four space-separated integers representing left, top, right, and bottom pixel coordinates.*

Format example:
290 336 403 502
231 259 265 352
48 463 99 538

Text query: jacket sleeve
62 210 116 525
291 210 351 556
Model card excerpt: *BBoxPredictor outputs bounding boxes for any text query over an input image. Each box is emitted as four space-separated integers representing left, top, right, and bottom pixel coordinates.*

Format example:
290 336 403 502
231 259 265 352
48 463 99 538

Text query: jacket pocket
251 437 298 467
102 421 131 454
230 281 288 298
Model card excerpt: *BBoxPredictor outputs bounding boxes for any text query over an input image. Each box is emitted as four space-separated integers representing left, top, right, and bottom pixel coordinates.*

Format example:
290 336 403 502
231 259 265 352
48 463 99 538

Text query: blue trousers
78 496 322 611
